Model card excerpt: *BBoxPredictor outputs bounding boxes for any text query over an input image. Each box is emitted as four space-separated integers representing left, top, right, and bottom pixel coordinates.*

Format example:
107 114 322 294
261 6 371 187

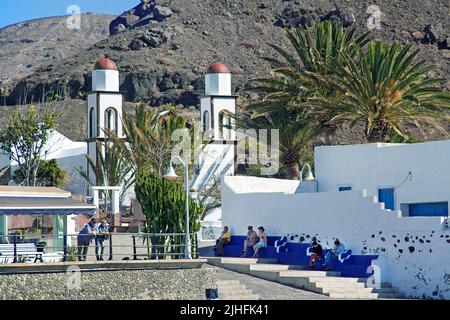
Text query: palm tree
76 141 133 201
233 110 320 179
106 103 190 176
245 20 370 144
308 41 450 142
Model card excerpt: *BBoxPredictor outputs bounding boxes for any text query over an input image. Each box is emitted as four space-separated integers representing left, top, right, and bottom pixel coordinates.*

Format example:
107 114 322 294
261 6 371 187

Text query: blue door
409 202 448 217
378 188 395 210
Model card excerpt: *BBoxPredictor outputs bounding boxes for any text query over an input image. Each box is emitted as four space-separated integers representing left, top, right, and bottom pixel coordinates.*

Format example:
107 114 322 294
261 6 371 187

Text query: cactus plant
135 170 204 258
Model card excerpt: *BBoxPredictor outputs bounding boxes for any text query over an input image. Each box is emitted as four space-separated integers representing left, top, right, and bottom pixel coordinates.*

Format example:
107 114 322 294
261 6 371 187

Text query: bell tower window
203 110 210 132
104 107 118 135
218 110 231 140
89 107 95 138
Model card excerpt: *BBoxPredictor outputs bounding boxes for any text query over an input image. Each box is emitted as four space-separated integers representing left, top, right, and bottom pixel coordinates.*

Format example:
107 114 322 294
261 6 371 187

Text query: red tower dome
207 62 230 74
94 58 118 71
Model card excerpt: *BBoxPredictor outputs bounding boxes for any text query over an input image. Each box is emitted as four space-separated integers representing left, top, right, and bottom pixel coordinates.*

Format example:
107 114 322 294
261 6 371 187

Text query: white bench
0 243 44 263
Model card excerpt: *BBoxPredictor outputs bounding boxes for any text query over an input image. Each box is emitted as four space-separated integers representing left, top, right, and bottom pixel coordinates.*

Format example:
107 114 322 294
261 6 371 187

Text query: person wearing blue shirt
95 218 110 261
77 218 97 261
324 239 346 270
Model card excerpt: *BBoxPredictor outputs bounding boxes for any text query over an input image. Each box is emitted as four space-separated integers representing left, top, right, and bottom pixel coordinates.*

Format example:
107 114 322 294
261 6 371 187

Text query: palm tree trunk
320 124 334 145
285 163 299 180
366 120 391 143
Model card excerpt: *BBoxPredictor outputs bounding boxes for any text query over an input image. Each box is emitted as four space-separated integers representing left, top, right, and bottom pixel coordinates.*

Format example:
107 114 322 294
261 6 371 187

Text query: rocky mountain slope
0 13 114 99
0 0 448 142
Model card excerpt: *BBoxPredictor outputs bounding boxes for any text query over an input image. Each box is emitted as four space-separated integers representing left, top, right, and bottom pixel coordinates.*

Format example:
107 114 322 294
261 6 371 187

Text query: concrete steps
216 280 259 300
206 257 403 300
208 257 277 265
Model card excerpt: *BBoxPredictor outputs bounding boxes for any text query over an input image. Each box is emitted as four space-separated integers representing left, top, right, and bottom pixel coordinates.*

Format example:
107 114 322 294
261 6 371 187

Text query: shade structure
0 197 96 216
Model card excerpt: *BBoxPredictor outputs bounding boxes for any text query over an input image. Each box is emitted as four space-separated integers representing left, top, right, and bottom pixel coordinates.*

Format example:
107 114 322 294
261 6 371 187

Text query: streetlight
164 155 192 259
300 163 315 181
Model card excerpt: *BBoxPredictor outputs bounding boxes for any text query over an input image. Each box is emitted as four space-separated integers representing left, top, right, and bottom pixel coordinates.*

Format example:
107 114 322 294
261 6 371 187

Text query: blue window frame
409 202 448 217
378 188 395 210
338 186 352 192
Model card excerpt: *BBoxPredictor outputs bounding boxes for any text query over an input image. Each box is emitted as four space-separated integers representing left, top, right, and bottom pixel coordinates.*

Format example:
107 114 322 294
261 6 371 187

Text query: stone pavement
203 263 331 300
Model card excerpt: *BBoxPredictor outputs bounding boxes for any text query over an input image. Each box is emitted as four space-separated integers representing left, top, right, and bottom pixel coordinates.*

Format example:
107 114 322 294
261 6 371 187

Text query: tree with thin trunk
0 105 57 186
232 109 320 180
76 141 134 201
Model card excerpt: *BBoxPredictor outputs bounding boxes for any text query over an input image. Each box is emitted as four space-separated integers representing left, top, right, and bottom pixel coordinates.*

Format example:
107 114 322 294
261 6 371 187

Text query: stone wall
0 267 218 300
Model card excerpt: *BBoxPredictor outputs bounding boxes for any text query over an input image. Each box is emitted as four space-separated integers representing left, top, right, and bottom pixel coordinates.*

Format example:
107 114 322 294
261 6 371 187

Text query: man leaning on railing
77 218 97 261
95 218 110 261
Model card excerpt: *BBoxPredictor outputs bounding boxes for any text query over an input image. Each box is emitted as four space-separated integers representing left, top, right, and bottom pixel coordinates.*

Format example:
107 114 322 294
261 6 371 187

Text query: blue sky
0 0 139 28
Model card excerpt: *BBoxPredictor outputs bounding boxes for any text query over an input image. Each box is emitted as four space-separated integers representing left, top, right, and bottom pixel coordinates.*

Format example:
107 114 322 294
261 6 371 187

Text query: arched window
203 110 210 132
218 110 231 140
104 108 118 134
225 114 232 139
89 108 95 138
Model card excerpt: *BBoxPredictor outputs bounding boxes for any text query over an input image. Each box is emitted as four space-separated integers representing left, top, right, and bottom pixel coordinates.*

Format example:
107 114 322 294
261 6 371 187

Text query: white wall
97 93 124 139
221 176 450 299
0 151 9 171
191 143 234 201
92 70 119 92
200 96 236 142
205 73 231 96
315 141 450 215
57 154 88 195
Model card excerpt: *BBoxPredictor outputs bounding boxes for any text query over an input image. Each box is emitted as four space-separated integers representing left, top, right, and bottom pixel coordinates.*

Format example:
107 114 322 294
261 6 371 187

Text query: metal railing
0 232 199 264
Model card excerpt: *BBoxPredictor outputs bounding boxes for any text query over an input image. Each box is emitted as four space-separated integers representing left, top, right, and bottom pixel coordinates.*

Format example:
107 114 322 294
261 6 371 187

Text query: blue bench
214 234 378 279
306 246 352 267
214 235 279 258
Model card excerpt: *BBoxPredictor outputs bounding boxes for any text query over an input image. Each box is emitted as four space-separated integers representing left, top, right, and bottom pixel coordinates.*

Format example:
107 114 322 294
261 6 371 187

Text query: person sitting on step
308 240 324 270
323 239 346 270
215 226 231 256
252 226 267 258
241 226 258 257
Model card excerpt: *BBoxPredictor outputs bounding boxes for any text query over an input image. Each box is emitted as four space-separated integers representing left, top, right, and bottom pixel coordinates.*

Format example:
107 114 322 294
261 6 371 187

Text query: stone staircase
208 257 402 299
216 280 260 300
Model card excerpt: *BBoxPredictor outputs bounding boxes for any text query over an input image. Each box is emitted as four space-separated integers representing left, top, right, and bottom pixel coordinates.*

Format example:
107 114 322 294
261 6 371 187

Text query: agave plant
308 41 450 142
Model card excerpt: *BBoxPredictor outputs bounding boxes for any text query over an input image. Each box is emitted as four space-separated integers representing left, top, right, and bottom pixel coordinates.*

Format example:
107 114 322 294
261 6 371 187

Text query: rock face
1 0 449 112
423 24 449 50
109 0 173 35
0 14 114 89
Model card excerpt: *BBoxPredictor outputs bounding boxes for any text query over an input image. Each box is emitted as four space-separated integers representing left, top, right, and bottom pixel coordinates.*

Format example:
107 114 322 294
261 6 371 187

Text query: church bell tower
192 62 236 192
86 57 125 186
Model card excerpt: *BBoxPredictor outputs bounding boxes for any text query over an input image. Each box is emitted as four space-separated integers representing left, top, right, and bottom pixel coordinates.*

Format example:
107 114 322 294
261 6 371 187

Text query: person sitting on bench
323 239 346 270
252 226 267 258
309 241 324 270
215 226 231 256
241 226 258 257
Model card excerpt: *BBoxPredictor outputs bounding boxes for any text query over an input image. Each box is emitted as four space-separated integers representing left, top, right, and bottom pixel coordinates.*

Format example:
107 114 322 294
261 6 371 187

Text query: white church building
222 140 450 299
192 62 236 204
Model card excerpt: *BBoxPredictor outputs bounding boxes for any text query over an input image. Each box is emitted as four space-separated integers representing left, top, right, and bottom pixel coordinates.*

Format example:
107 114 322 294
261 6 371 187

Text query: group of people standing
77 218 110 261
215 225 267 258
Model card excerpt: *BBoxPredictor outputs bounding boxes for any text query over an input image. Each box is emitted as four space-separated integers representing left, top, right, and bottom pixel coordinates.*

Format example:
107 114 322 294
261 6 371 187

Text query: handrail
0 232 199 264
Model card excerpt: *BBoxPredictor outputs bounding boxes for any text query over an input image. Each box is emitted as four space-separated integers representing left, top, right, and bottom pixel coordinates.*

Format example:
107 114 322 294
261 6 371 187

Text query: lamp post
299 163 315 181
164 155 192 259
